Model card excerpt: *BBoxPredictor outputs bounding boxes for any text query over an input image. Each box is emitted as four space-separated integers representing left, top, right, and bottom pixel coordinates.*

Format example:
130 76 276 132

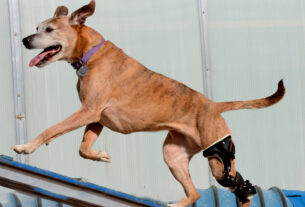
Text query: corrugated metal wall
18 0 209 202
205 0 305 190
0 0 304 204
0 0 17 159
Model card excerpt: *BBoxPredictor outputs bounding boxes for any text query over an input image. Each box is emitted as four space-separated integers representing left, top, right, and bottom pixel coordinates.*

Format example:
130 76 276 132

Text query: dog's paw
11 144 35 154
96 151 110 162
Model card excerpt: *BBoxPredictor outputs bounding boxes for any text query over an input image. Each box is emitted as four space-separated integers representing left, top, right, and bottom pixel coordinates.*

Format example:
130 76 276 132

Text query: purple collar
71 39 105 70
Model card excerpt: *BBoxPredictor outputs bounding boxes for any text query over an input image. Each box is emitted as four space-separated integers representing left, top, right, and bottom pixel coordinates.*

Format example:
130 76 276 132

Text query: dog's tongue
29 46 60 67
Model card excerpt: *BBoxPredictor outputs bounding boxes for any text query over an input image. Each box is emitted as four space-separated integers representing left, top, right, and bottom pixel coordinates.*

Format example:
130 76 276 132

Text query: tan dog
13 1 285 206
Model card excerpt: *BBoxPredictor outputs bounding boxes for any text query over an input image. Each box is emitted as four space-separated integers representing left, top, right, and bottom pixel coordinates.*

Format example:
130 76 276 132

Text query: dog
13 1 285 206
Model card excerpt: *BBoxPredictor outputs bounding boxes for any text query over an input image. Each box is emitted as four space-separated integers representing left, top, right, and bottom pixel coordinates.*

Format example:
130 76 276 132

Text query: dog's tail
215 80 285 113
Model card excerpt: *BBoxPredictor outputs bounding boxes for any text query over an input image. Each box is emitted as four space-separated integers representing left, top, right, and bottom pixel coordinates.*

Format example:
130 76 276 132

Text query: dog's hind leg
208 157 256 207
163 131 201 207
79 123 110 162
12 107 100 154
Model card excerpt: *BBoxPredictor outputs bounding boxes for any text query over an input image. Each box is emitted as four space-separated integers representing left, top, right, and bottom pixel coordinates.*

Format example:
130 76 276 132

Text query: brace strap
218 172 256 202
203 135 235 175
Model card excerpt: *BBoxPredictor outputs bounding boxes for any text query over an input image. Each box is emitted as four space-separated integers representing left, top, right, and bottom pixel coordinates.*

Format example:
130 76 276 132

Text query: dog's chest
76 79 83 102
76 78 94 102
99 106 137 134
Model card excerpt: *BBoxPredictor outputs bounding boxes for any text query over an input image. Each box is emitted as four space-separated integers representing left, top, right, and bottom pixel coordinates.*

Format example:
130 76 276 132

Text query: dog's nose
22 35 35 49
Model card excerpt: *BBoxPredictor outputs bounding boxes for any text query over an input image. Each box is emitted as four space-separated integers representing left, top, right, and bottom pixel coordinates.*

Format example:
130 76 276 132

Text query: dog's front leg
79 123 110 162
12 107 99 154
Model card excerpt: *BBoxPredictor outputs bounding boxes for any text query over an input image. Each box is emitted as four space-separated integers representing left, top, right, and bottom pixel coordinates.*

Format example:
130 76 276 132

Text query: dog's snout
22 35 35 49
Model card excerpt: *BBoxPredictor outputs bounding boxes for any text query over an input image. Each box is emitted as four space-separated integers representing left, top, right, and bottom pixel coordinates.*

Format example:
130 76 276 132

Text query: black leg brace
203 135 256 202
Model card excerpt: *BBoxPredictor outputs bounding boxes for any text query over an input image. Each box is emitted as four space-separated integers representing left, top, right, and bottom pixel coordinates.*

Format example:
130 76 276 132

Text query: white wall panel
18 0 208 202
206 0 305 190
0 0 17 159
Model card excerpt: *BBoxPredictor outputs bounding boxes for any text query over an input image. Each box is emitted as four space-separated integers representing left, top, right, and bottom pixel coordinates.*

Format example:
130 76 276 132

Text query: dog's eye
46 27 54 33
36 27 38 31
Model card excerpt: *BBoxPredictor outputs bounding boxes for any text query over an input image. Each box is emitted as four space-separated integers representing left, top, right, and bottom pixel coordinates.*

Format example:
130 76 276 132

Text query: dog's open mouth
29 45 62 67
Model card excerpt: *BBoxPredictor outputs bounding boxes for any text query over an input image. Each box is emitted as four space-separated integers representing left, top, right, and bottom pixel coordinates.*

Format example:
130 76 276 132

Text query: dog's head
22 0 95 68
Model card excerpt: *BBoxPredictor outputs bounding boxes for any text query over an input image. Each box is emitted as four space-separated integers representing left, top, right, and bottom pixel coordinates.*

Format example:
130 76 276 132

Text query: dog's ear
69 0 95 25
54 6 69 18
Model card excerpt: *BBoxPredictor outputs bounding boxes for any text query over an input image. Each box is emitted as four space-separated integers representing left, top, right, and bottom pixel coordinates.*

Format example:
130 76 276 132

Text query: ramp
0 155 303 207
0 155 165 207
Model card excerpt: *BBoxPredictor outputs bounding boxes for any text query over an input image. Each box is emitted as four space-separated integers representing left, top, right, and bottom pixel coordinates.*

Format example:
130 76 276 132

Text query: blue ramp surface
0 155 303 207
0 155 165 207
